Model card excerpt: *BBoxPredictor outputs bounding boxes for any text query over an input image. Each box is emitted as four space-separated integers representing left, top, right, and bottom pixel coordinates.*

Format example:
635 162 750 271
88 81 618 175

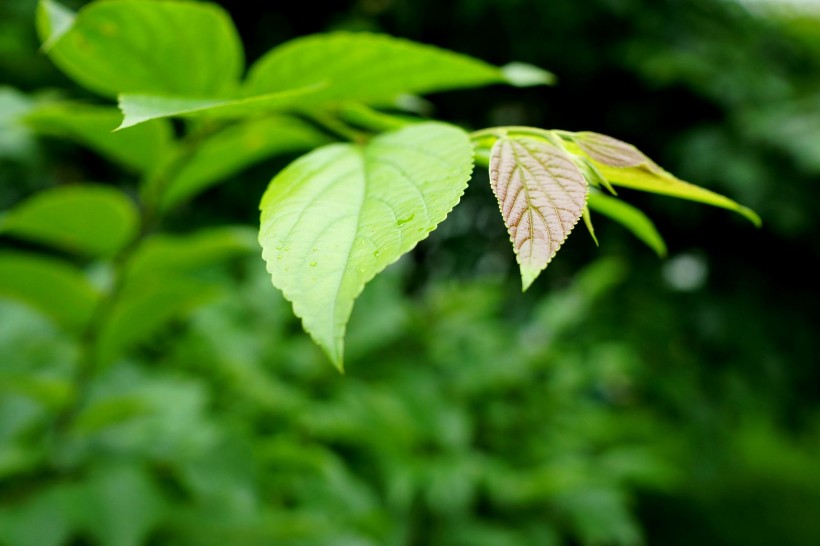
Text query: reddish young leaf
489 136 588 290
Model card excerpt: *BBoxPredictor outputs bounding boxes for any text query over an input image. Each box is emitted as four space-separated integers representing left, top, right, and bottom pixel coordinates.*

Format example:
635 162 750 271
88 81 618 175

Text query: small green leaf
153 116 331 209
582 206 599 246
246 32 518 106
501 62 556 87
24 103 173 173
259 122 473 369
0 251 99 333
588 192 667 257
566 134 761 226
489 136 589 291
37 0 243 98
0 185 139 257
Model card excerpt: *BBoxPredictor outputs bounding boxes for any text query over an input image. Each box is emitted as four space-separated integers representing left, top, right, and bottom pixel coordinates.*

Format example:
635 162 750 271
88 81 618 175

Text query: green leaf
24 103 173 173
246 32 519 106
0 185 139 257
80 464 164 546
0 485 74 546
489 136 589 291
37 0 243 98
118 33 553 127
259 122 473 369
0 372 74 410
116 85 323 129
565 134 761 226
96 227 256 363
37 0 75 51
0 251 99 333
95 276 217 365
582 206 599 246
0 87 36 159
124 227 257 282
588 192 667 257
153 116 331 209
500 62 557 87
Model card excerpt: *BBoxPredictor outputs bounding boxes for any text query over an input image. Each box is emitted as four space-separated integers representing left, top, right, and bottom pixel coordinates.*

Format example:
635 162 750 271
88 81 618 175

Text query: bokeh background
1 0 819 544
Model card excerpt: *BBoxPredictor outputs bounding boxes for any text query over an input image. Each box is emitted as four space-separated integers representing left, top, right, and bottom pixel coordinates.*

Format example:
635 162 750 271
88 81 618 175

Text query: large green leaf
0 251 99 333
0 185 139 257
489 136 589 290
587 192 667 257
259 122 473 369
116 32 552 128
246 32 549 105
37 0 243 98
151 116 330 209
564 134 761 226
24 103 173 173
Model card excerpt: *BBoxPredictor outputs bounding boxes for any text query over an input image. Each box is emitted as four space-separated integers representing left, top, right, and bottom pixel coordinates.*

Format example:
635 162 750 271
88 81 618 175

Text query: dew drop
309 261 317 267
397 213 415 226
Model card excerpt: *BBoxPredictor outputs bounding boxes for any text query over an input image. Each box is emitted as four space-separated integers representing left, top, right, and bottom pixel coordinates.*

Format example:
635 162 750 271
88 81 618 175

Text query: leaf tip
739 206 762 228
520 269 538 292
501 62 556 87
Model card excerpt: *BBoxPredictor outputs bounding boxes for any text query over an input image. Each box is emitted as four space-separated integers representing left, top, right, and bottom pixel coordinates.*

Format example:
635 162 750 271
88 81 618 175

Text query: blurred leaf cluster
2 0 820 545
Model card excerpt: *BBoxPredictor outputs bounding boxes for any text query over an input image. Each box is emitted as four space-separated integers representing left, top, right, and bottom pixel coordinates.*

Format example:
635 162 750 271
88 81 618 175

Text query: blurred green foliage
1 0 820 545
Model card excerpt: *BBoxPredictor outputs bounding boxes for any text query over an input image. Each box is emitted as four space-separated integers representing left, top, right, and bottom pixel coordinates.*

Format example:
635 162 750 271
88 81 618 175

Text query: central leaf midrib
326 146 368 360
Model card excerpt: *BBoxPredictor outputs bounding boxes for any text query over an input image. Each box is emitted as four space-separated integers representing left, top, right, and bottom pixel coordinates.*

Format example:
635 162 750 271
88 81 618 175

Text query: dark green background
1 0 819 544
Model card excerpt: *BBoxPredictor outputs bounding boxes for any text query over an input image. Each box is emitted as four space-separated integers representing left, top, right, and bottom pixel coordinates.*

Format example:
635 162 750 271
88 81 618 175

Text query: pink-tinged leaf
574 132 648 168
489 136 589 290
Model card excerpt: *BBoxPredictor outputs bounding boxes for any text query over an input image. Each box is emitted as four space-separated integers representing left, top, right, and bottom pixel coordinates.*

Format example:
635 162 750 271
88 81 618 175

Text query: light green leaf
0 251 99 333
259 122 473 369
489 136 589 291
153 116 331 209
37 0 243 98
0 87 36 159
116 85 323 129
565 135 761 226
501 62 556 87
0 185 139 257
38 0 75 51
582 206 599 246
124 226 257 282
24 103 173 172
246 32 523 106
588 192 667 257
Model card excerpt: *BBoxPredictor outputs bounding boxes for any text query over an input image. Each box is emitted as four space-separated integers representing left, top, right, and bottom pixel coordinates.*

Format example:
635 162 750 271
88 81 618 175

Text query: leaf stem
303 110 369 144
337 103 415 133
